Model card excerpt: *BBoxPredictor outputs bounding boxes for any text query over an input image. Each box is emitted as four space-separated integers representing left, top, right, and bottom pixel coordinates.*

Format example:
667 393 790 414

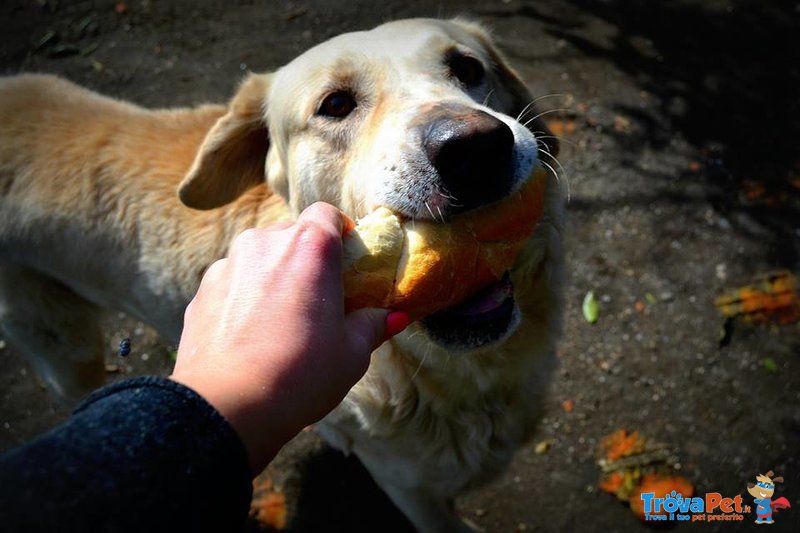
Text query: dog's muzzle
420 105 515 216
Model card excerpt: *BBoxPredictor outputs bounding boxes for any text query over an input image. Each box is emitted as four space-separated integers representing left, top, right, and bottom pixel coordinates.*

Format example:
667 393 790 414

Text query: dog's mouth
421 272 519 350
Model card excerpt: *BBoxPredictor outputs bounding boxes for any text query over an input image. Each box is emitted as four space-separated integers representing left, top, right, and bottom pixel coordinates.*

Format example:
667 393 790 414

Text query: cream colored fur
0 18 563 532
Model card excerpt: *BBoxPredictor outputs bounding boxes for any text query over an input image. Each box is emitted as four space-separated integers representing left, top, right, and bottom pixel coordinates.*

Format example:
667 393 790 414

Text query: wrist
168 374 293 475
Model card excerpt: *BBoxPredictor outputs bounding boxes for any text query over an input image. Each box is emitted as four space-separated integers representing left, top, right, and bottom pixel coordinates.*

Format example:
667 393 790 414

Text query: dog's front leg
352 449 475 533
371 478 474 533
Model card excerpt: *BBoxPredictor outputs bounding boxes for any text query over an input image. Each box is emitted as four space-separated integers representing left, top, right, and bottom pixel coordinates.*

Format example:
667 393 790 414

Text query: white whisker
539 149 567 179
536 133 578 149
410 345 431 381
523 108 570 128
516 94 569 122
539 158 570 202
424 201 436 221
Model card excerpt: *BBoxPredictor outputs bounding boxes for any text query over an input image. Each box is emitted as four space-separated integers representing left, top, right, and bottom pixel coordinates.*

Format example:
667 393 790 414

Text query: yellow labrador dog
0 18 564 531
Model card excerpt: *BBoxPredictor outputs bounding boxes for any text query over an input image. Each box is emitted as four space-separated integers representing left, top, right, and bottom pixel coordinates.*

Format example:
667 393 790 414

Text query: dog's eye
317 91 357 118
449 54 485 87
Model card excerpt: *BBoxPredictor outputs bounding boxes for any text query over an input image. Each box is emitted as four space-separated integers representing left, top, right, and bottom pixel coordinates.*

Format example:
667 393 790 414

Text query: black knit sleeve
0 376 253 533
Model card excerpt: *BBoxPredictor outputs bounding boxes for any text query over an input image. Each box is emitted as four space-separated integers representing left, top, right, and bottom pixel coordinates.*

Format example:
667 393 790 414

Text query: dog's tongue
454 272 513 317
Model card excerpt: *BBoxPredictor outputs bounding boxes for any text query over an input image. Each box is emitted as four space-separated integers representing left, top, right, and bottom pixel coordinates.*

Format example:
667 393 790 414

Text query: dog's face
179 18 559 353
747 475 776 499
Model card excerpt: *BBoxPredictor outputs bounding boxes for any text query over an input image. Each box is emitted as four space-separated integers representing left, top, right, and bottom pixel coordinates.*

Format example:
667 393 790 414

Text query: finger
297 201 355 237
343 308 391 372
201 258 228 285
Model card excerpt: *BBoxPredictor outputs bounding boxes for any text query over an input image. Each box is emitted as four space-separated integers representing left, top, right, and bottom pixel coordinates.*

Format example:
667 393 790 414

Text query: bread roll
343 166 548 319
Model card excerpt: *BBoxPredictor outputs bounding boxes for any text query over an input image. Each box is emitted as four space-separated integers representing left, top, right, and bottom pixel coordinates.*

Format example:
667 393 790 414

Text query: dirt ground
1 1 799 531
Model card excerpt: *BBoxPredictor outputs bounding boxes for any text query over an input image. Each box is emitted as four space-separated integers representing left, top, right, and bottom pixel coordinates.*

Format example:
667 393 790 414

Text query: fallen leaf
284 6 308 21
115 2 128 14
80 43 99 57
36 30 57 50
582 290 599 324
598 471 624 494
547 118 577 137
762 357 779 372
250 477 287 530
534 439 553 455
714 271 799 325
597 430 690 517
47 43 80 58
599 469 643 501
599 429 645 462
562 399 574 413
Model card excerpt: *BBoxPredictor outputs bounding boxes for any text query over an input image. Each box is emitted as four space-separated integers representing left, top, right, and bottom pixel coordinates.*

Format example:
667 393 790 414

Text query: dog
0 18 564 531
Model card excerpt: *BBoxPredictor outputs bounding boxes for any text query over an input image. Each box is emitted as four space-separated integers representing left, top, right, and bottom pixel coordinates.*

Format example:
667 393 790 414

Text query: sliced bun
343 166 548 319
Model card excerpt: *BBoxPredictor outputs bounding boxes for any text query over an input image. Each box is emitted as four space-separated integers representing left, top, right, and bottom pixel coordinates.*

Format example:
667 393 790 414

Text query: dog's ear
179 73 271 209
452 19 559 158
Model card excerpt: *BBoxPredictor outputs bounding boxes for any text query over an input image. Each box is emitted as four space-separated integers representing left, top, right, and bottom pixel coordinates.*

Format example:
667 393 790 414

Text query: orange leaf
250 477 288 530
600 429 645 461
714 271 798 324
562 399 574 413
547 118 577 137
599 471 625 494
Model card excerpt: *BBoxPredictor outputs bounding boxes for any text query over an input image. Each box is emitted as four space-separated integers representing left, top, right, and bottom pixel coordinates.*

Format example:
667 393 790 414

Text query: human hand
171 202 409 474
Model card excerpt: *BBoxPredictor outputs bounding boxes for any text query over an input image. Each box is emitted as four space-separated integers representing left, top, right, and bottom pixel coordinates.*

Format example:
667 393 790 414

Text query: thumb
343 308 390 364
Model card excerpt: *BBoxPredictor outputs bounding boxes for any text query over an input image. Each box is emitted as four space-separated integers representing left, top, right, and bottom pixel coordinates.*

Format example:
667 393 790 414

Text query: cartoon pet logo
746 470 791 524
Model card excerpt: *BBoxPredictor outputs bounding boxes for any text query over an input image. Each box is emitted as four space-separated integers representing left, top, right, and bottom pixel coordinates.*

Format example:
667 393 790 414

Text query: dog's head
179 18 562 354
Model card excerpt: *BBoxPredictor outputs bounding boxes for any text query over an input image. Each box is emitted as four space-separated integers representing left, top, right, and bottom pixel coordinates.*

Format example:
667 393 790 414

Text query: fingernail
384 311 411 340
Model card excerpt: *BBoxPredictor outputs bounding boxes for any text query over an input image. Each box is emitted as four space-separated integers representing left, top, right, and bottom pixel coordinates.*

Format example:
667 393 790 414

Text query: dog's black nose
422 110 515 214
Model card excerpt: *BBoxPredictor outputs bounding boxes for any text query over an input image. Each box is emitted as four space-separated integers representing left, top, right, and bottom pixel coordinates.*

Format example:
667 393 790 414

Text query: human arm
0 202 406 531
0 377 253 532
